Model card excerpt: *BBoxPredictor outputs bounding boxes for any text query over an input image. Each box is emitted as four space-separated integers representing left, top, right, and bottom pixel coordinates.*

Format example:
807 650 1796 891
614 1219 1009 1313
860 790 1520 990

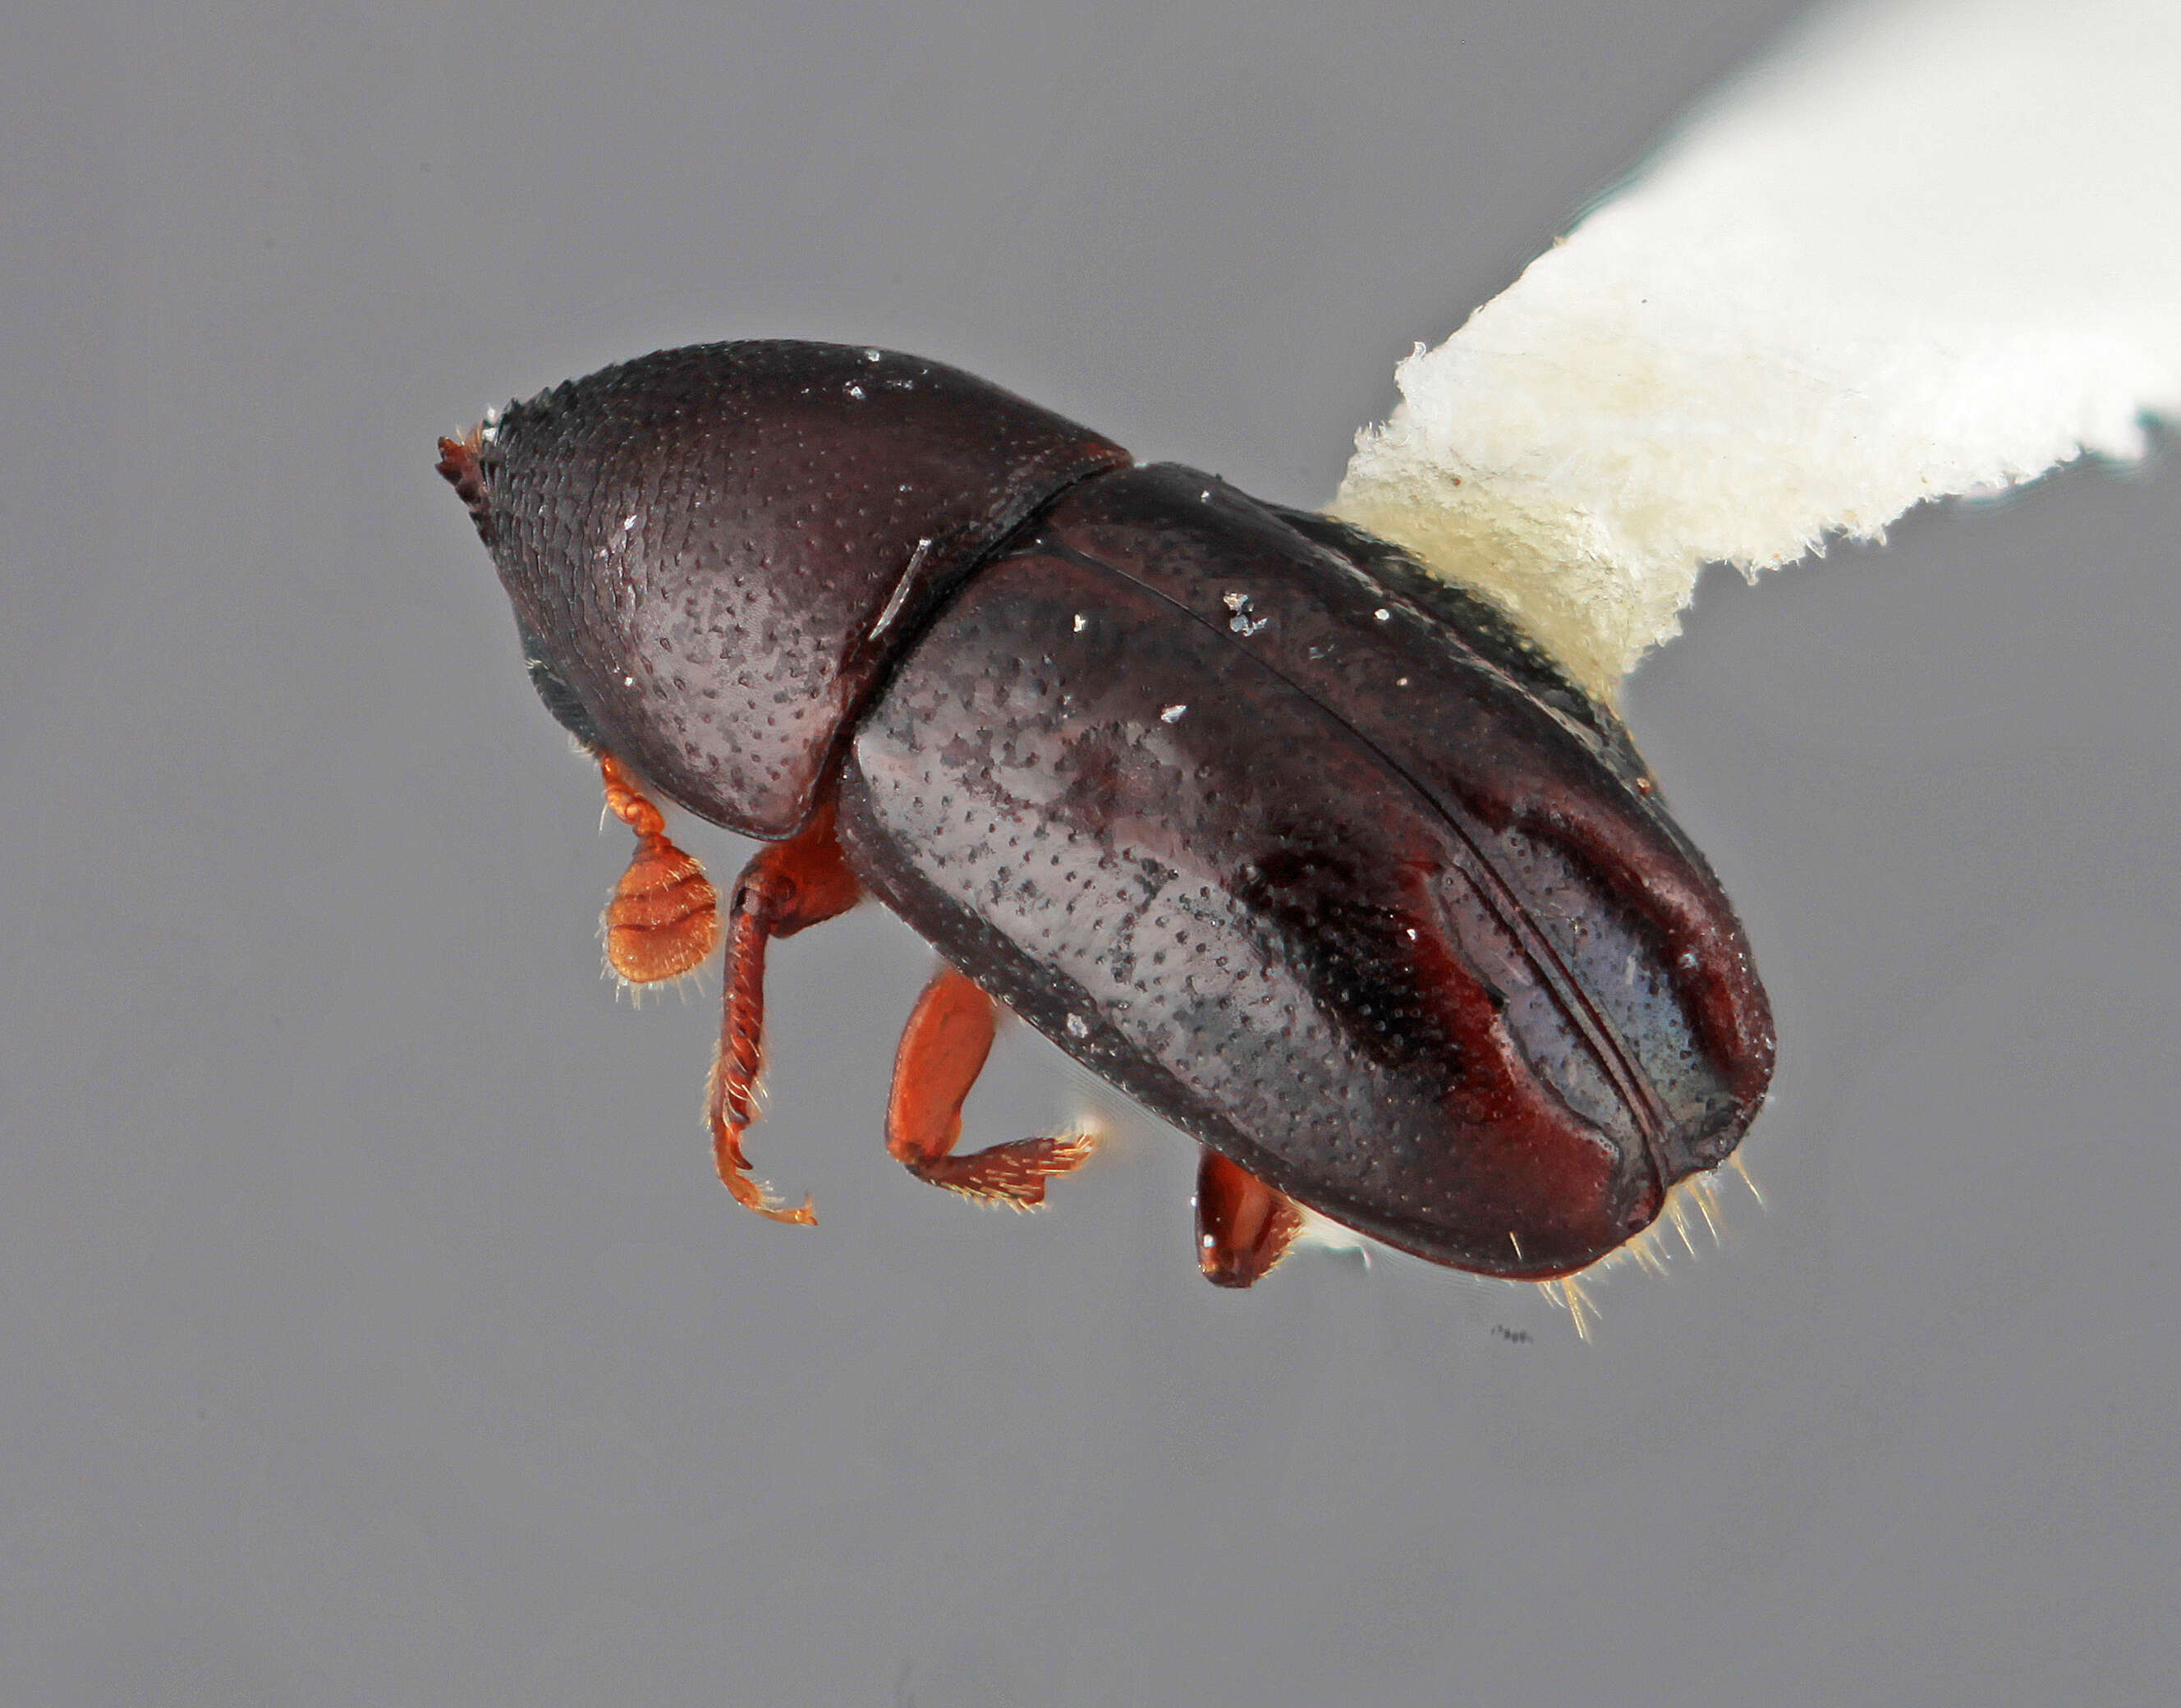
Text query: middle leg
885 963 1096 1208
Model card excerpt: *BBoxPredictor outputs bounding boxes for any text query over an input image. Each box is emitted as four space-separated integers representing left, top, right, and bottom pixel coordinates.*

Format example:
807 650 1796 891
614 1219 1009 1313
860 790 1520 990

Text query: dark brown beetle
438 341 1773 1288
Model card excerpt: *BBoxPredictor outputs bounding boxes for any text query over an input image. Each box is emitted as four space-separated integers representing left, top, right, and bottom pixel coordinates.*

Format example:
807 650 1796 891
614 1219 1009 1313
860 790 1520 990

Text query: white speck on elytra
1073 614 1088 632
1373 608 1391 622
1223 590 1270 636
1160 704 1187 723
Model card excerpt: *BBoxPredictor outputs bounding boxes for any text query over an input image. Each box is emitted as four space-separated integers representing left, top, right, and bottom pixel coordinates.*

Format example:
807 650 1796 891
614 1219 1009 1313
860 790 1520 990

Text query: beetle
437 339 1773 1288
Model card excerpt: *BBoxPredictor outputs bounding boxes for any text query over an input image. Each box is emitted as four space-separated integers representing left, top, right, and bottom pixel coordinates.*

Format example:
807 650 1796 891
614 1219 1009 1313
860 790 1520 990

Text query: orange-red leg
885 964 1095 1208
707 801 863 1224
598 752 721 987
1196 1148 1302 1287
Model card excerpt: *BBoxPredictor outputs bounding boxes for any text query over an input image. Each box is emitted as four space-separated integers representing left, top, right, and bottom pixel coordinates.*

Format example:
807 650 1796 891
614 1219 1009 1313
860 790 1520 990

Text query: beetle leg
597 751 721 988
885 963 1096 1208
707 801 863 1224
1195 1149 1303 1288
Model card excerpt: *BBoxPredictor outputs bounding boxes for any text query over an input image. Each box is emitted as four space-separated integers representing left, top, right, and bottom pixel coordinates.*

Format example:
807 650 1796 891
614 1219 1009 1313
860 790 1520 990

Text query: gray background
6 1 2177 1703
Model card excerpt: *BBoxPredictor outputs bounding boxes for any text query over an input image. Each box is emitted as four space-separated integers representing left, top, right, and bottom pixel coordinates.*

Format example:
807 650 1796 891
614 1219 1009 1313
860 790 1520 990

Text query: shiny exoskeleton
438 341 1773 1286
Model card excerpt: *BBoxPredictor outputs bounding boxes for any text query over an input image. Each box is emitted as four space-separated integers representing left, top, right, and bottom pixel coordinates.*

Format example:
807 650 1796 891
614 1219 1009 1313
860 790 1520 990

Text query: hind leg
1195 1149 1302 1287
